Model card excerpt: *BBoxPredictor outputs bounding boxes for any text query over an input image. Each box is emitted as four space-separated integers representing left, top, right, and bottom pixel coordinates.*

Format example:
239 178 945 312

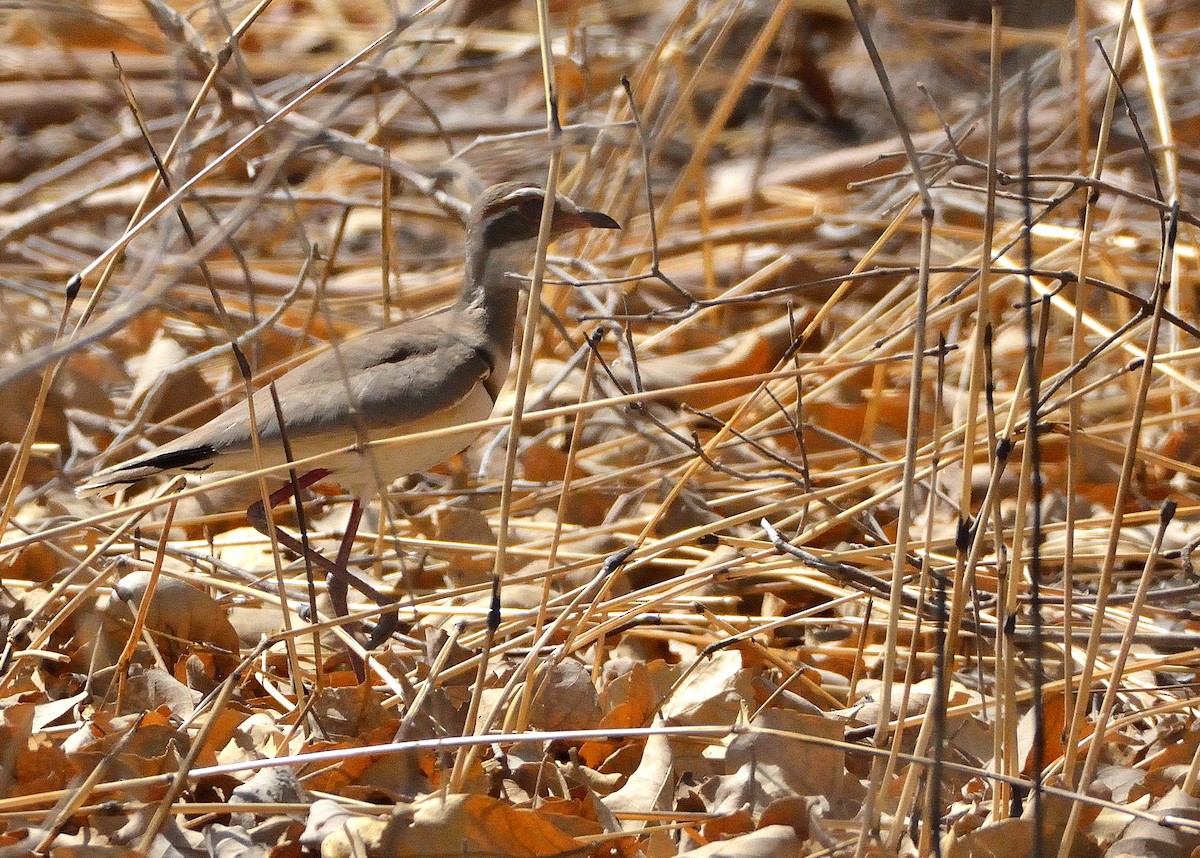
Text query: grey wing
79 320 494 494
210 321 494 448
267 328 492 436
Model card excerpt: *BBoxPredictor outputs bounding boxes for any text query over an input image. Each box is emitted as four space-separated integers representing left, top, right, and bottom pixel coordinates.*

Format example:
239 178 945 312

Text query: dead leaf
302 798 359 851
529 658 602 732
728 708 854 802
306 684 396 740
0 701 35 798
111 571 241 675
125 332 217 427
675 824 803 858
431 503 496 580
603 723 674 828
118 666 200 718
61 709 185 795
322 793 582 858
943 817 1034 858
231 766 310 807
661 650 752 727
1104 787 1200 858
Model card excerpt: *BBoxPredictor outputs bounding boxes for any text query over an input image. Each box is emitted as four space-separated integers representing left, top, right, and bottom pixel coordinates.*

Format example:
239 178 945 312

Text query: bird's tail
76 445 215 498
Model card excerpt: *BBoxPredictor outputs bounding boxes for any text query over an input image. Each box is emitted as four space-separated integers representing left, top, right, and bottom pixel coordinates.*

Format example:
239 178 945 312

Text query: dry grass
2 1 1200 855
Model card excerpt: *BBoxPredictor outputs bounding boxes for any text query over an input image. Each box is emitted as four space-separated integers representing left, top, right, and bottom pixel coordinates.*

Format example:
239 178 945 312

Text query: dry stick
994 308 1050 822
32 714 148 853
134 645 259 854
1074 0 1090 176
113 483 183 711
940 331 1032 695
922 233 1142 690
297 209 349 357
0 20 413 401
644 254 796 354
0 113 194 211
700 605 842 709
841 2 936 853
262 382 343 682
0 503 154 686
5 720 1197 836
1129 0 1182 365
1179 650 1200 794
1060 0 1136 786
381 151 395 328
594 255 1200 373
978 10 1006 826
736 6 795 284
922 573 949 857
787 304 814 520
246 465 1032 662
394 621 466 741
513 337 600 733
1040 18 1171 790
1018 82 1050 848
1 358 924 558
448 0 565 793
285 241 349 678
723 207 992 504
0 0 277 536
608 0 714 233
8 572 112 685
862 643 1199 759
488 549 635 738
73 27 404 288
115 53 316 699
1059 502 1177 848
99 257 315 468
511 393 960 648
1057 215 1174 858
896 4 1006 845
503 387 924 542
0 11 244 537
662 0 794 232
618 75 695 314
605 297 951 586
886 339 950 854
1012 70 1051 844
431 548 629 711
0 331 70 556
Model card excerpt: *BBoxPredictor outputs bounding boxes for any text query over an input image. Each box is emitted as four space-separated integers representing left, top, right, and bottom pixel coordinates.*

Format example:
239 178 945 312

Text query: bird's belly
313 382 497 495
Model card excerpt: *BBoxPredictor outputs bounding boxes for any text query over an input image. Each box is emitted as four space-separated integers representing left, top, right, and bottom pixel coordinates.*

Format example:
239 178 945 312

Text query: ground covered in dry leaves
3 0 1200 856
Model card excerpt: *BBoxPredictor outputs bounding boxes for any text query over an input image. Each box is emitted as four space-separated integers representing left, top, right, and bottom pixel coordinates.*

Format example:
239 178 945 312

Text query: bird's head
471 182 620 252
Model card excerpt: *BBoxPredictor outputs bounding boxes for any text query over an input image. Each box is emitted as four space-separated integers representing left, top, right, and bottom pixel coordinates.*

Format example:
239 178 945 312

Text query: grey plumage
78 183 619 498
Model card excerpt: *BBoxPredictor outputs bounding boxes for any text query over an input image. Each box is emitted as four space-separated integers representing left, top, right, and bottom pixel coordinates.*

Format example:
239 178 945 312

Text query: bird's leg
246 472 397 652
327 498 361 625
325 497 398 648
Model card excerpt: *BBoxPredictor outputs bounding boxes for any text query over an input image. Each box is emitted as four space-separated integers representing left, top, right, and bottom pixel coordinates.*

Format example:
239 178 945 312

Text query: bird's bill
555 207 621 231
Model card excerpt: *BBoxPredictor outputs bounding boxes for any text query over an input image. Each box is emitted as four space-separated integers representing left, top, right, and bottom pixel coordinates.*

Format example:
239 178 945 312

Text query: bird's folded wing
78 319 496 494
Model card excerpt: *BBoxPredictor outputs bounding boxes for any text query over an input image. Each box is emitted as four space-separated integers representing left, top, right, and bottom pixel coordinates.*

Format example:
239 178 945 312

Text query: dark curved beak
556 207 621 231
579 208 621 230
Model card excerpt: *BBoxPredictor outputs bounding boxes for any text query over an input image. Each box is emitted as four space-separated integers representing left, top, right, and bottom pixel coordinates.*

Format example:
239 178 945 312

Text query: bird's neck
455 235 527 380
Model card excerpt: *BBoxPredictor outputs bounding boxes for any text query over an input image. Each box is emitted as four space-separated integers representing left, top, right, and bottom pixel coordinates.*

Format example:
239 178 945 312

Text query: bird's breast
330 380 499 496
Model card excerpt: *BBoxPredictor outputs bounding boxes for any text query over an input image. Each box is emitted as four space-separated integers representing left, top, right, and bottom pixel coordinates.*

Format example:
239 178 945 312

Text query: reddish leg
246 471 396 658
326 499 363 630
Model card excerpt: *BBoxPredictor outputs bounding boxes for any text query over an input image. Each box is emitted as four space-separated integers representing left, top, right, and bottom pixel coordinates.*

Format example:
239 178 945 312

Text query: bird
78 182 620 659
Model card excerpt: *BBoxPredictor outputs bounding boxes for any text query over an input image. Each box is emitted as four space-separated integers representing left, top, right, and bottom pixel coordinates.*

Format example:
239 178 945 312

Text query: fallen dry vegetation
2 1 1200 856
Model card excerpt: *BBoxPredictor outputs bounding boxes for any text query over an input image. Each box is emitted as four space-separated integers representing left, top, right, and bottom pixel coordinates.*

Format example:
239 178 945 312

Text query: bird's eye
516 198 544 223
